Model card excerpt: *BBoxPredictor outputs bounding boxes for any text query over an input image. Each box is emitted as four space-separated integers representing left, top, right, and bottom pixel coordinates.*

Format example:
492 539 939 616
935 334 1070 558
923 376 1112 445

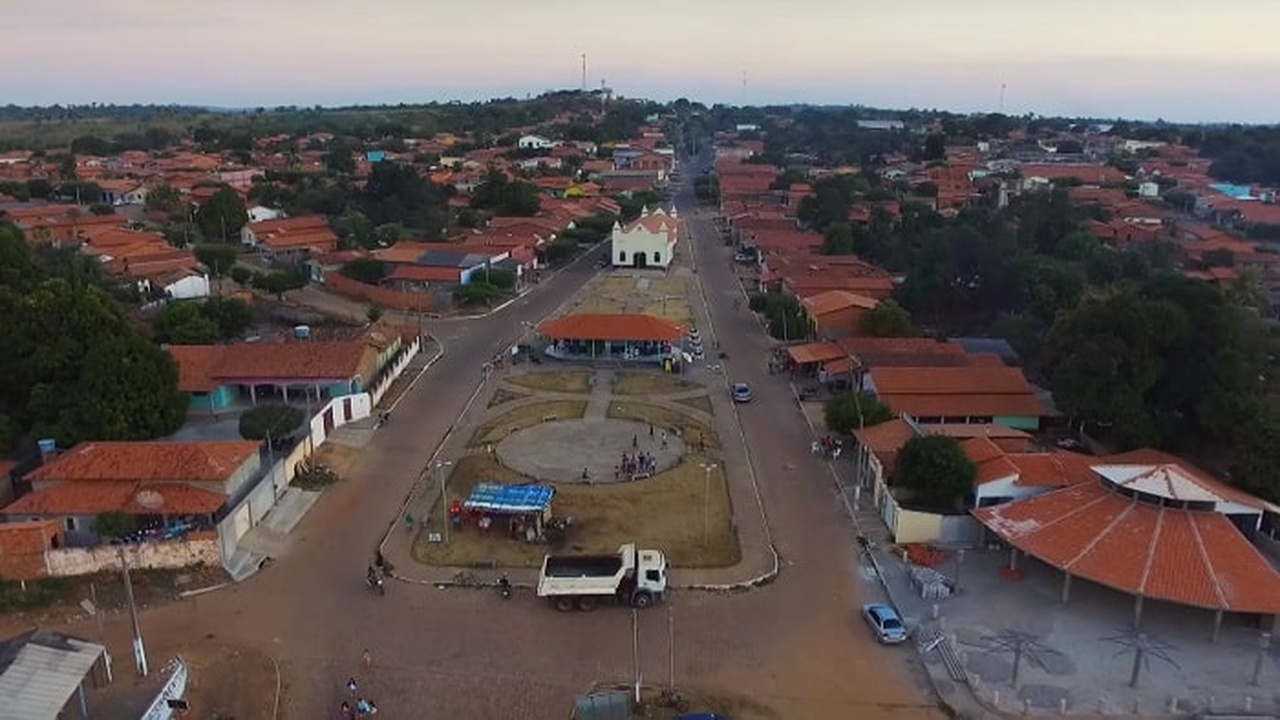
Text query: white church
611 206 678 270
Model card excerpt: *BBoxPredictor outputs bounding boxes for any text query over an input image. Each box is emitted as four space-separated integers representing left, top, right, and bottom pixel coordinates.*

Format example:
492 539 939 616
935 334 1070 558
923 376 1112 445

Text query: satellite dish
135 489 164 510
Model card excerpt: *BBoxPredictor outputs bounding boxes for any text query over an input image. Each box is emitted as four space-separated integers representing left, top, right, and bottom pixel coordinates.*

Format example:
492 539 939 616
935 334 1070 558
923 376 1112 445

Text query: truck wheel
631 592 652 609
555 597 576 612
576 596 598 612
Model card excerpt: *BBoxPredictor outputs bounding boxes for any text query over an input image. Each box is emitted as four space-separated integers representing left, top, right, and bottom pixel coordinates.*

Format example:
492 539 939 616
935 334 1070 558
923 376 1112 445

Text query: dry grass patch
608 401 717 450
506 370 592 394
675 395 714 415
468 400 587 447
411 453 740 569
613 371 698 396
487 387 528 407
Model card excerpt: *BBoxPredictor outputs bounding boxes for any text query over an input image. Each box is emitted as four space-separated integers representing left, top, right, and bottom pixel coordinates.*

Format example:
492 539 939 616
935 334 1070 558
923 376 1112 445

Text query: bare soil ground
411 453 739 568
313 441 367 478
608 402 717 451
506 370 593 394
0 565 227 628
468 400 589 448
561 275 694 328
613 371 699 396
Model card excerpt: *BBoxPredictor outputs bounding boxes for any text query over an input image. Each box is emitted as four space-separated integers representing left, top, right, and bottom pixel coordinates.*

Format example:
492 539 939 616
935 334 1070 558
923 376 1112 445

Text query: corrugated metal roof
0 632 105 720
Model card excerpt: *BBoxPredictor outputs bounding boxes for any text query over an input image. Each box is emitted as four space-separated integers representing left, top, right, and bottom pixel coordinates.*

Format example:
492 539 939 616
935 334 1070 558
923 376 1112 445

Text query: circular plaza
495 418 686 483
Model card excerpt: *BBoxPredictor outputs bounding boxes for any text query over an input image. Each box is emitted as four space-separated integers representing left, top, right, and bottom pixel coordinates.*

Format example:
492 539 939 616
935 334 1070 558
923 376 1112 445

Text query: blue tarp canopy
463 483 555 514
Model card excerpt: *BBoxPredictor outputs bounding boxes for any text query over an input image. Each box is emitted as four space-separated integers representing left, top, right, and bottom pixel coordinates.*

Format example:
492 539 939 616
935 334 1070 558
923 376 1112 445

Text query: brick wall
325 273 433 311
0 520 60 580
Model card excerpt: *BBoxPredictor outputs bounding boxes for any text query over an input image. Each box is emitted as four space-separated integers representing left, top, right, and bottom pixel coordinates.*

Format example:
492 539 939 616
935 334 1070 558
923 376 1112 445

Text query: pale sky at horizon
4 0 1278 123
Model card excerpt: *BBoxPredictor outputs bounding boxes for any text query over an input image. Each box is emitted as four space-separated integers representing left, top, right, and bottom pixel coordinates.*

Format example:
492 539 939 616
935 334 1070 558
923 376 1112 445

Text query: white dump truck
536 543 667 611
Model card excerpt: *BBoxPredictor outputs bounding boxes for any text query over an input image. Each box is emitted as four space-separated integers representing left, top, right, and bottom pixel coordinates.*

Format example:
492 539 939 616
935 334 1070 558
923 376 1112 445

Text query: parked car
731 382 753 403
861 603 908 644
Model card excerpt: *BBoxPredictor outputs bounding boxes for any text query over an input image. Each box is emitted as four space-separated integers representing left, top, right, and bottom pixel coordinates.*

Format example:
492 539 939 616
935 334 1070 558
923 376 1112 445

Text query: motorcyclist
366 564 379 587
498 573 511 596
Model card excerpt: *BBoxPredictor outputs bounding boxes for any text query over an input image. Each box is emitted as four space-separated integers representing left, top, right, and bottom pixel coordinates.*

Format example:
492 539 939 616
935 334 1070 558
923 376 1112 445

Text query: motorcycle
366 573 385 596
498 574 512 600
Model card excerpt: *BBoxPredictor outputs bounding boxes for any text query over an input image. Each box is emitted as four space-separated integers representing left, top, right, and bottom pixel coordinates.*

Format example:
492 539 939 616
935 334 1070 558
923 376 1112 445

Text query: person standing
362 648 371 669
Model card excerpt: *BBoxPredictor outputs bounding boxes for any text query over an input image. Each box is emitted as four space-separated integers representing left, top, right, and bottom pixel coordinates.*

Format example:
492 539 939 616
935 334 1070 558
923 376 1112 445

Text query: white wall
973 474 1045 507
46 536 221 576
166 274 211 300
370 337 422 406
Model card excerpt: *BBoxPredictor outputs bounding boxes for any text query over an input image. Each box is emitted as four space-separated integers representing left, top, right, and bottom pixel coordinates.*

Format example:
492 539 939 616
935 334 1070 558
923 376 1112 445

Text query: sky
3 0 1278 124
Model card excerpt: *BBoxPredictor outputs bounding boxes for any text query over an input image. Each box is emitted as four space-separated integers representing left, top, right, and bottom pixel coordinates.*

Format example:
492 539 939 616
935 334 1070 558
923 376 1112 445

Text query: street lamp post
435 460 454 543
700 463 717 546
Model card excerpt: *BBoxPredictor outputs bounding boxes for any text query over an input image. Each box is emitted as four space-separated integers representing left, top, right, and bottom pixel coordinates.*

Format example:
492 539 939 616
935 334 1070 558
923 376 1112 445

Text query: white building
248 205 284 223
1137 181 1160 198
611 207 678 270
517 134 553 150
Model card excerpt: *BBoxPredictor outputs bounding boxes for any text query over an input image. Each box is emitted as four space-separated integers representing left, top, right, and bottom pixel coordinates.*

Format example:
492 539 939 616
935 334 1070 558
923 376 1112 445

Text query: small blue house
366 151 387 163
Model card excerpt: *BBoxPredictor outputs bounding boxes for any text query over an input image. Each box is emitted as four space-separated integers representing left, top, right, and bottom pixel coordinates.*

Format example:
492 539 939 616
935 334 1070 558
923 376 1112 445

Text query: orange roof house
866 366 1047 429
539 313 684 343
240 215 338 258
3 441 262 541
801 290 879 340
973 452 1280 618
168 340 379 411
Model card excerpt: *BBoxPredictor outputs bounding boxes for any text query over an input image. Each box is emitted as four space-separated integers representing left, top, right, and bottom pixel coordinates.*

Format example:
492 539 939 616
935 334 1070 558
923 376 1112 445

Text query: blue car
731 382 753 403
861 603 908 644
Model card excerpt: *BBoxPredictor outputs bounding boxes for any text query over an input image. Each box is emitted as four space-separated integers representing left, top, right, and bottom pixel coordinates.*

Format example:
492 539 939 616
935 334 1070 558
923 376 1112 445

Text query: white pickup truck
536 543 667 611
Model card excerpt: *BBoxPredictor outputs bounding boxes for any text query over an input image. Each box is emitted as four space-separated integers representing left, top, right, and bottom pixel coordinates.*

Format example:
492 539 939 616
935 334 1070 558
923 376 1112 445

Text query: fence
138 657 189 720
45 533 221 577
325 273 435 311
370 337 422 406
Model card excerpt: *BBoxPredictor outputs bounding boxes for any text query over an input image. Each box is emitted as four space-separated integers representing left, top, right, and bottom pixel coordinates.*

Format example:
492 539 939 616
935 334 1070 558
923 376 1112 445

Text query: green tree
202 297 253 339
366 304 384 324
252 269 308 299
455 281 499 305
66 333 188 443
893 434 976 509
238 404 305 442
1230 400 1280 503
153 301 219 344
194 187 249 242
764 293 806 341
484 267 517 290
339 258 388 285
194 243 238 277
859 300 918 338
145 184 183 215
821 222 855 255
93 511 138 541
824 392 895 434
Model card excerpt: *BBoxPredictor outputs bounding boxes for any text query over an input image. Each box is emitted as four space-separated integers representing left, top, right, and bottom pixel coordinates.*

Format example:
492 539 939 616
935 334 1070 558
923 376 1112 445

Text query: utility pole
631 608 642 704
581 53 587 92
118 547 149 677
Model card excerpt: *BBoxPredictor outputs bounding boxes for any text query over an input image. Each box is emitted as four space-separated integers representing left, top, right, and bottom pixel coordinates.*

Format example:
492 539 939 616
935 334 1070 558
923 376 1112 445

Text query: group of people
812 435 843 460
617 451 657 479
341 677 378 718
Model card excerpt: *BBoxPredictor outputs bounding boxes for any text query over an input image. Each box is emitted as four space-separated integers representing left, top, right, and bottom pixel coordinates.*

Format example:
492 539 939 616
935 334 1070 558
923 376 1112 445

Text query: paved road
66 163 943 719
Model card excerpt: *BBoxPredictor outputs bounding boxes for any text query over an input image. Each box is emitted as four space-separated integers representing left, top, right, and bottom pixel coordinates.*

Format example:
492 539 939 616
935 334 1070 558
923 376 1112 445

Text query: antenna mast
742 71 748 106
999 83 1007 114
581 54 587 92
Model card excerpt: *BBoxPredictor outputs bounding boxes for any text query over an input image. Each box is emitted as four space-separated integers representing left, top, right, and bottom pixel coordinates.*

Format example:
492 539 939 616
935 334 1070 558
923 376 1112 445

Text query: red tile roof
538 313 684 342
3 480 226 516
28 441 260 483
869 367 1046 418
167 341 369 392
786 342 846 365
801 290 878 316
384 265 462 283
973 481 1280 613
